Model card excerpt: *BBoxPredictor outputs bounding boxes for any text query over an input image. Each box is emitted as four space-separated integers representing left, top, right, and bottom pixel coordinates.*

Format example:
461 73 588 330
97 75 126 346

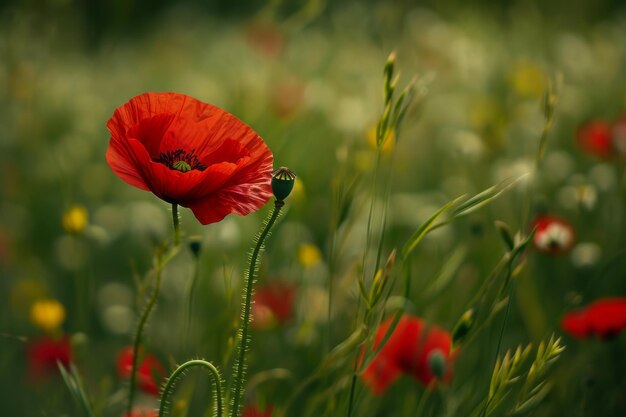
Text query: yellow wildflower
298 243 322 268
62 205 88 234
30 299 66 333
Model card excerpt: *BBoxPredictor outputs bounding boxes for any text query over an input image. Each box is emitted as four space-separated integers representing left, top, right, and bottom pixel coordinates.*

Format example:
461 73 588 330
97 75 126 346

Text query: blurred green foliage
1 0 626 416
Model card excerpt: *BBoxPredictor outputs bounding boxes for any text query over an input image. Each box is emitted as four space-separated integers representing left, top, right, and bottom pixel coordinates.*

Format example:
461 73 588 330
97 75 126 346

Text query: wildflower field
2 1 626 416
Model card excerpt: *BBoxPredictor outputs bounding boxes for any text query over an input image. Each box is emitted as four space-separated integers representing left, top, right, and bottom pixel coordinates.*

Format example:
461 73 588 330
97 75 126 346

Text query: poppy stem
159 359 224 417
182 252 201 353
127 249 165 416
127 227 181 415
172 203 181 246
230 201 283 417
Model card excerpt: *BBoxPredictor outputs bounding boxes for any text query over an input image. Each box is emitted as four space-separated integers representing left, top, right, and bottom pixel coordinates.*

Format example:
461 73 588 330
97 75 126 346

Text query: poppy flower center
156 149 207 173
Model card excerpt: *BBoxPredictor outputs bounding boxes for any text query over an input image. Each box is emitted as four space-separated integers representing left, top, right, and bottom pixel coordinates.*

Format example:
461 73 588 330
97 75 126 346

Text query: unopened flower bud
427 349 446 379
452 308 475 346
188 235 203 258
271 167 296 202
385 249 396 275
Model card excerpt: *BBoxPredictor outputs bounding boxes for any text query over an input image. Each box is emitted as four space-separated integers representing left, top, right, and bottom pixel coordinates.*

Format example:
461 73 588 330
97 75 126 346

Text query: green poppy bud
427 349 446 379
188 235 203 258
272 167 296 202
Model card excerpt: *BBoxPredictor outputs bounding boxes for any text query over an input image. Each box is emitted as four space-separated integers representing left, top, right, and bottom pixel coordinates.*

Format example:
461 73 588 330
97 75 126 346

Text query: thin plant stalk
361 150 382 284
479 262 515 417
182 254 201 351
230 201 283 417
172 203 181 246
126 203 181 415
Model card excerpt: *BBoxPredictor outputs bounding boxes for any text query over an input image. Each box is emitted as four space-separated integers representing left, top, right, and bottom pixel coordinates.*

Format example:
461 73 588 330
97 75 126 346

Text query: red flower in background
576 120 613 158
531 215 575 256
252 282 296 329
106 92 273 225
576 114 626 160
26 335 72 382
116 346 165 395
361 315 455 395
561 297 626 340
243 404 273 417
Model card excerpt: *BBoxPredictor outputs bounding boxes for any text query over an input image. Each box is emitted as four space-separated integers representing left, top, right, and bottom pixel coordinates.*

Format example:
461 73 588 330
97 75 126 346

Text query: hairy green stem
230 201 282 417
159 359 224 417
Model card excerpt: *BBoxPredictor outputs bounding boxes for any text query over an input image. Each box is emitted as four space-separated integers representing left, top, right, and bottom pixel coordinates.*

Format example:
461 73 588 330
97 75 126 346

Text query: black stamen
156 149 207 172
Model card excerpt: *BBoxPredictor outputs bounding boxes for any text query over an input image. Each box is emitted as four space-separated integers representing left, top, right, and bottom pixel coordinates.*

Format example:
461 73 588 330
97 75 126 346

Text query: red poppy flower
123 408 157 417
531 215 575 256
576 120 613 158
243 404 273 417
361 315 455 395
116 346 165 396
561 297 626 340
106 92 274 225
26 335 72 382
252 282 296 329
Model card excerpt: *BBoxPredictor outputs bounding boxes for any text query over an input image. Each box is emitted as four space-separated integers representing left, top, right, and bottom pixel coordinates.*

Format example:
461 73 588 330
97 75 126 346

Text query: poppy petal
361 315 454 394
125 113 177 158
362 355 402 395
106 137 151 192
561 311 589 339
158 102 264 161
187 179 272 225
107 93 184 143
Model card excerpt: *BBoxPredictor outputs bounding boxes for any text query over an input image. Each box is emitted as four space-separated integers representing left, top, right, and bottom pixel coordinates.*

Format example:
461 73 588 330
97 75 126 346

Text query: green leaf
512 381 553 414
58 362 94 417
495 221 515 251
401 196 465 259
452 176 523 219
320 324 368 371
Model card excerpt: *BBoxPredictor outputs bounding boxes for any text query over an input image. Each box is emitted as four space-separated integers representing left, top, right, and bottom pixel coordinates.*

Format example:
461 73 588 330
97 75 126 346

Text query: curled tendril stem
159 359 224 417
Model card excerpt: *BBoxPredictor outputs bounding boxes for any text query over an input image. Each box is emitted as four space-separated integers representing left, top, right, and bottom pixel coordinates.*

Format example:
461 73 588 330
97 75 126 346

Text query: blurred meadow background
2 0 626 416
